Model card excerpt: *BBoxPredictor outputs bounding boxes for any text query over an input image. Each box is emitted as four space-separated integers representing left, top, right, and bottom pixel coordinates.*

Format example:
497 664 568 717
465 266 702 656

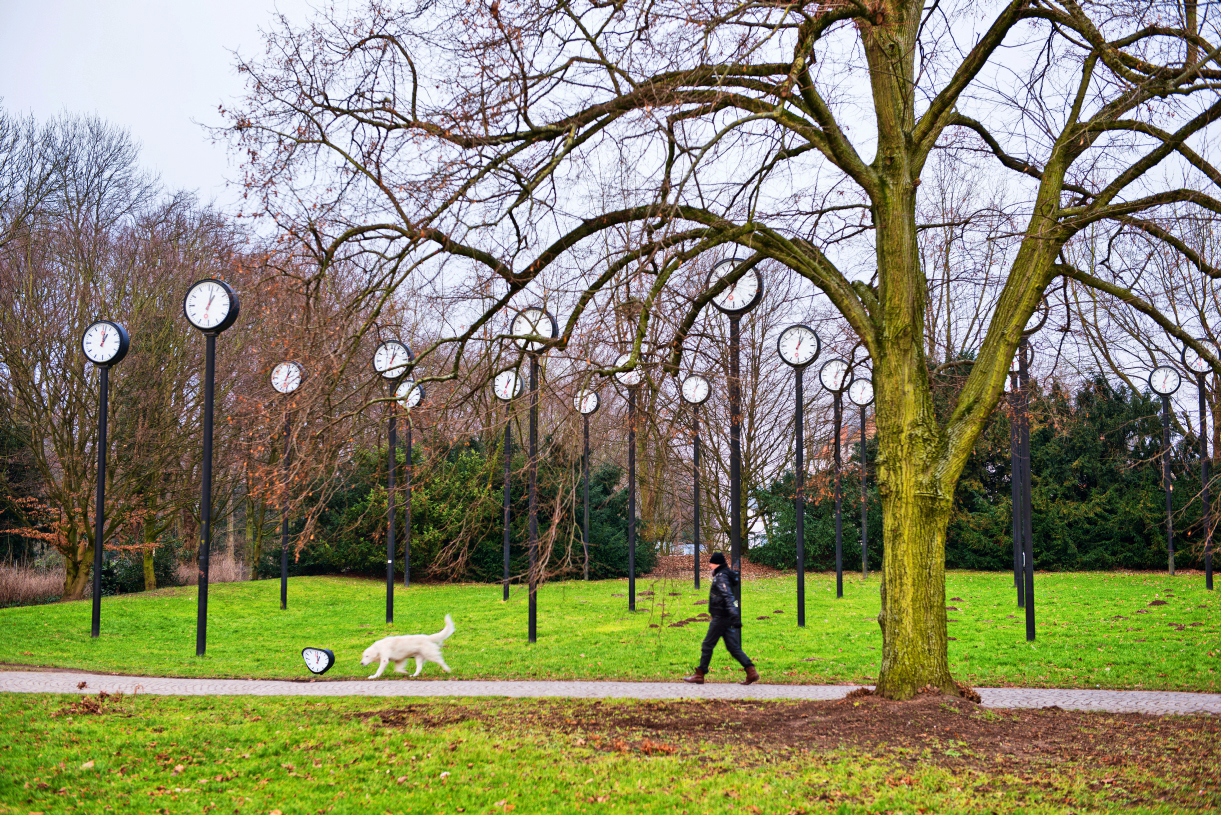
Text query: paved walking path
2 671 1218 715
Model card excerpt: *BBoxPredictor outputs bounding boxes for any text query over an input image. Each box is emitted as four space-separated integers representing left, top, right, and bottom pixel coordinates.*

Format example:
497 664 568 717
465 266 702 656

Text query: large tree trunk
142 512 157 591
61 526 92 600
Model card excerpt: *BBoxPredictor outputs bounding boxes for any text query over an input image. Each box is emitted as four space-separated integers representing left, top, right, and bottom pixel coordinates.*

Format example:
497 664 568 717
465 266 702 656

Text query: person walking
683 551 759 685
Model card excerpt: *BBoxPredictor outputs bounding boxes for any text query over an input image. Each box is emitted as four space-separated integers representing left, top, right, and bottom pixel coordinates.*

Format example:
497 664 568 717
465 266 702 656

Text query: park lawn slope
1 693 1217 814
0 571 1216 691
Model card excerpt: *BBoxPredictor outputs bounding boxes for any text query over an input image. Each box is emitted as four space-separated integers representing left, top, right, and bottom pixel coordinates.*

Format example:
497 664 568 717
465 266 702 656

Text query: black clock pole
583 412 591 581
1162 392 1175 576
1018 339 1035 641
692 405 701 590
1203 372 1213 591
196 333 217 656
859 399 868 578
795 366 805 626
833 390 844 599
90 364 110 638
1010 371 1023 606
528 354 539 642
729 314 743 606
386 399 396 624
502 401 512 601
628 385 637 611
280 411 290 611
405 417 412 589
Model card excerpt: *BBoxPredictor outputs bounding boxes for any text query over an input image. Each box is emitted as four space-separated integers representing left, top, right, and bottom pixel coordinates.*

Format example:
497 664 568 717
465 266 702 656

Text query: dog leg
411 656 424 677
394 659 408 674
437 657 452 673
369 659 388 679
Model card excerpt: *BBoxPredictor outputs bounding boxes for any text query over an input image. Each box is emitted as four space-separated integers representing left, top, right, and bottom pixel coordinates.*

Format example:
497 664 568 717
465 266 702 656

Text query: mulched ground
644 555 787 581
365 692 1221 808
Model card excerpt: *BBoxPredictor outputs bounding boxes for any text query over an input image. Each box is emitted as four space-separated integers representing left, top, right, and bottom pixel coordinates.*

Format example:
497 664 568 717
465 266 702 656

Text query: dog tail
430 614 455 643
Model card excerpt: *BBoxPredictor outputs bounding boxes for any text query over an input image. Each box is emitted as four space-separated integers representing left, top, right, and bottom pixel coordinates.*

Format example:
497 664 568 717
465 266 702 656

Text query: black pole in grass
386 401 397 623
1148 364 1182 577
271 361 304 611
1204 374 1214 592
528 353 539 643
183 278 239 657
776 325 820 626
1018 339 1035 641
818 358 851 600
81 320 129 638
493 369 523 602
573 389 600 582
1009 370 1024 608
848 378 874 580
679 375 711 591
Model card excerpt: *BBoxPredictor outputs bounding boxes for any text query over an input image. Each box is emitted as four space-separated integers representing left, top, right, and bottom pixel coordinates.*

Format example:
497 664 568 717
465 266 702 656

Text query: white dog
360 615 455 679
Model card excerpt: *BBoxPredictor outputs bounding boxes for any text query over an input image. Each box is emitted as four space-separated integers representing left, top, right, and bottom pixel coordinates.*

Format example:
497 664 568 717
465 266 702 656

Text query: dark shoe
740 665 760 685
682 669 706 685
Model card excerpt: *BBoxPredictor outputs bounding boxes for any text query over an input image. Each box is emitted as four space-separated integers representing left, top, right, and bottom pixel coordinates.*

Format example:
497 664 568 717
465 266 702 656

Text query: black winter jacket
708 564 741 621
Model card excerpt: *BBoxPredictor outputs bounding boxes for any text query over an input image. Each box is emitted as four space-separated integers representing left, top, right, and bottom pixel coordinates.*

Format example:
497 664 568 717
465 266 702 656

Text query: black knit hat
709 552 727 566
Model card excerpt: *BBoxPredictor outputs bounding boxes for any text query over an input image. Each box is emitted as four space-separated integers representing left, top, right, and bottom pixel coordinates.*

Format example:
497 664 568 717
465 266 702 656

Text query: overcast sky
0 0 319 209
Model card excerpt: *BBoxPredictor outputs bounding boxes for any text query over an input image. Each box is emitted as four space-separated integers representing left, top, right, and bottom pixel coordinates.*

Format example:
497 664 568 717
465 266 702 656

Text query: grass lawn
2 692 1218 814
0 571 1217 691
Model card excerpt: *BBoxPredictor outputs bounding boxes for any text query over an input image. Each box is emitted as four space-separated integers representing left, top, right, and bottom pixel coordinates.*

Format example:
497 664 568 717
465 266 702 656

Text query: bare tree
229 0 1221 698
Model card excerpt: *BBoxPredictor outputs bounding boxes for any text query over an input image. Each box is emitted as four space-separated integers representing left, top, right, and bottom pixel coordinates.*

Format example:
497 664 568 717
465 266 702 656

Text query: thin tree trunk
143 512 157 591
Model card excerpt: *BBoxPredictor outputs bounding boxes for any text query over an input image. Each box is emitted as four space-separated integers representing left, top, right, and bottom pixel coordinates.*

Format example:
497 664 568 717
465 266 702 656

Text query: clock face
493 369 523 401
848 378 875 407
511 307 557 352
1182 342 1212 374
301 647 335 675
819 358 851 392
708 258 763 314
183 279 239 332
81 320 129 366
396 378 424 408
270 361 303 394
373 340 412 379
681 375 711 405
1149 365 1182 396
574 390 600 415
614 351 646 386
777 324 820 368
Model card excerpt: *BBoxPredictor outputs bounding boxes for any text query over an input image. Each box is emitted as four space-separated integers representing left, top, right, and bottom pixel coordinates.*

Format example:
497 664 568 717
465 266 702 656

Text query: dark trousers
697 616 753 671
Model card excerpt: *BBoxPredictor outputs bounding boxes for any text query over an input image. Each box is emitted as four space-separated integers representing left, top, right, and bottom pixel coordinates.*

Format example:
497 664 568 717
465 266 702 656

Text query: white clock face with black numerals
1149 365 1182 396
81 321 128 365
680 375 711 405
511 307 557 353
614 349 649 386
777 324 820 368
396 378 423 408
301 647 335 675
1183 342 1212 374
493 369 524 401
271 361 303 394
848 378 875 407
183 279 238 332
373 341 411 380
708 258 763 314
819 358 851 392
574 390 600 415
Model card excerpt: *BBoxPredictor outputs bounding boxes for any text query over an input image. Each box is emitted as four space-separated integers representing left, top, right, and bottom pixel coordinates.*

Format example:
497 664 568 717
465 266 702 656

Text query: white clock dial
848 378 875 407
708 258 763 314
301 647 335 675
81 320 128 365
373 340 411 379
271 361 303 394
819 358 851 392
614 350 648 386
183 279 238 332
511 307 557 352
396 378 424 408
777 324 820 368
493 369 523 401
1149 365 1182 396
1182 342 1212 374
681 375 711 405
574 390 600 415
